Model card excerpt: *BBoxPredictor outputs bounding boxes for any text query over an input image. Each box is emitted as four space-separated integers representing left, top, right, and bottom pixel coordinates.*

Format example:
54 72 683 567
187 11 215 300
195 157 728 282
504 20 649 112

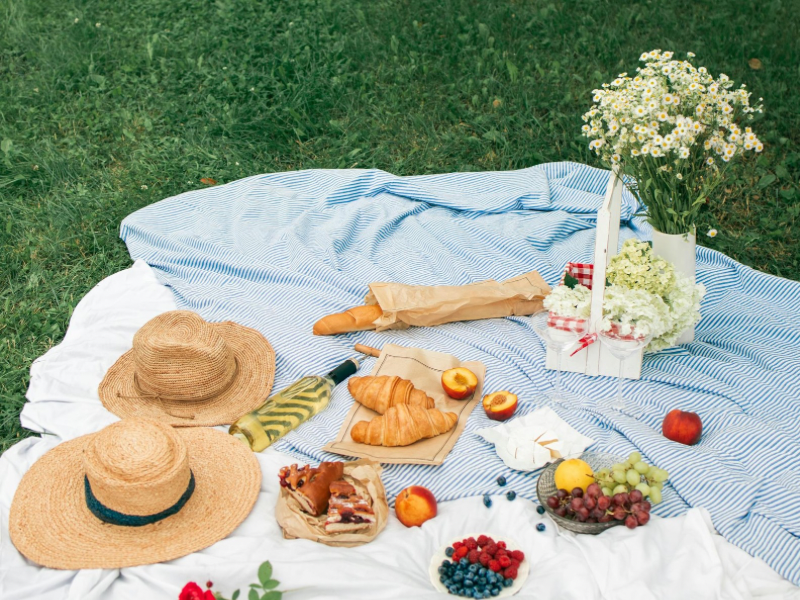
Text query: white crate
545 169 643 379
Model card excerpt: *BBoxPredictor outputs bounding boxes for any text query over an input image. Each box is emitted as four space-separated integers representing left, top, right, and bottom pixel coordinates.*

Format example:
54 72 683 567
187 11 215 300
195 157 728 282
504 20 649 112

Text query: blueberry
460 558 469 567
445 546 455 557
536 523 546 532
478 567 487 576
506 490 516 501
504 578 514 587
496 475 506 486
469 563 479 573
439 566 447 575
464 579 474 588
448 585 458 594
483 494 492 508
478 577 487 585
453 572 463 581
537 505 546 515
491 588 501 596
473 591 482 599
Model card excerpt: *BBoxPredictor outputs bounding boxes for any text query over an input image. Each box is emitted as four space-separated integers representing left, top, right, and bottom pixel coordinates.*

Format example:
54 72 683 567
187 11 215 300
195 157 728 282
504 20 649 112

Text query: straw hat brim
9 427 261 570
98 321 275 427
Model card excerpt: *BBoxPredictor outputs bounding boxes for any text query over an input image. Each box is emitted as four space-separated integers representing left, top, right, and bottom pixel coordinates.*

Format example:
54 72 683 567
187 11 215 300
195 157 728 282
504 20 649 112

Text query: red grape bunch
546 483 652 529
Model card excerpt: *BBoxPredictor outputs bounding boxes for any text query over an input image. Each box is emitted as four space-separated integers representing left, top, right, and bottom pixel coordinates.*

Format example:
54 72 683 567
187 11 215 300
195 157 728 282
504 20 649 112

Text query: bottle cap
327 358 359 385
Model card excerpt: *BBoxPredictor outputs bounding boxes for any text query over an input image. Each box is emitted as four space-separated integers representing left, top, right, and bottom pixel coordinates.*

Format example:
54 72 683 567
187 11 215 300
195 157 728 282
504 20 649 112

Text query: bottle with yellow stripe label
229 358 359 452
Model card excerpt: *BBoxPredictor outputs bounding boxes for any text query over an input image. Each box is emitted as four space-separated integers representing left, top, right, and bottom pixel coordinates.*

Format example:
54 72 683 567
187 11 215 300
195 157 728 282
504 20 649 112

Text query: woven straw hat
9 418 261 569
99 310 275 426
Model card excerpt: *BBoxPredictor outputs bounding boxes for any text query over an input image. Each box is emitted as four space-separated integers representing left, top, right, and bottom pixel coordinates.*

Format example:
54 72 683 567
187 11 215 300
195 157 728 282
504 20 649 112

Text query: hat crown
132 311 237 402
83 418 192 517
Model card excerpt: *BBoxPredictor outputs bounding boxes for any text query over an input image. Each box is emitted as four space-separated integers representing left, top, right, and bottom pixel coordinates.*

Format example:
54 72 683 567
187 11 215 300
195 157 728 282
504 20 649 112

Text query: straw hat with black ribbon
98 310 275 426
9 418 261 569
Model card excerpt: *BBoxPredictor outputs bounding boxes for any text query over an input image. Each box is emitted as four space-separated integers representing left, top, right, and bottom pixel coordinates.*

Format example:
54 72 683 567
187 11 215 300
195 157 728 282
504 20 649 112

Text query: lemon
554 458 595 493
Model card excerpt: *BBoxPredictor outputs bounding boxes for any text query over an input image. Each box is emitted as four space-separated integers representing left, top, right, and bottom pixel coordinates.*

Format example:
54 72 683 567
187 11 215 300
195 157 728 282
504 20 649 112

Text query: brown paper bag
275 459 389 547
365 270 550 331
322 344 485 465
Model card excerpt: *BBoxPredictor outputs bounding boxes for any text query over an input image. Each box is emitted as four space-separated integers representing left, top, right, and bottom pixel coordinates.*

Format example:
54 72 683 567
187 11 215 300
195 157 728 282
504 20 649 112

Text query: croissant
348 375 435 414
350 404 458 446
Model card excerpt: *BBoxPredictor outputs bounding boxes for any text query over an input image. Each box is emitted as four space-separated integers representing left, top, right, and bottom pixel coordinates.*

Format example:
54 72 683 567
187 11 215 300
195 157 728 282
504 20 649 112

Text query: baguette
313 304 384 336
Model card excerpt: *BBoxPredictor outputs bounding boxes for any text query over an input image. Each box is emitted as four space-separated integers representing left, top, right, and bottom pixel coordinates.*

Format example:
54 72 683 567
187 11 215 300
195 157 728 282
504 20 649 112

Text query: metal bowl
536 451 626 535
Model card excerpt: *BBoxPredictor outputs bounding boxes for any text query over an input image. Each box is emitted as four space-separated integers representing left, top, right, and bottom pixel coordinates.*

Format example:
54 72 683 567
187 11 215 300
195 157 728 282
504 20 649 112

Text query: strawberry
510 549 525 562
503 565 518 580
488 560 502 573
467 549 480 564
478 552 491 567
498 555 511 568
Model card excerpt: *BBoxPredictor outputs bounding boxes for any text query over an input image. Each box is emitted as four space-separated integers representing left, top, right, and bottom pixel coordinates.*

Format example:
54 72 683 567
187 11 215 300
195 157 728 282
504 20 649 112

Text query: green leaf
390 35 399 55
249 589 259 600
758 173 777 189
232 591 240 600
563 273 580 289
261 580 280 590
0 139 12 154
258 562 273 587
505 59 518 83
260 592 282 600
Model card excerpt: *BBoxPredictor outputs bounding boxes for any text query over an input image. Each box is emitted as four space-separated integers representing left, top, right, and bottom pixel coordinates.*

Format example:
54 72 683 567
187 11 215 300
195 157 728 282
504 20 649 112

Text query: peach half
441 367 479 400
482 391 518 421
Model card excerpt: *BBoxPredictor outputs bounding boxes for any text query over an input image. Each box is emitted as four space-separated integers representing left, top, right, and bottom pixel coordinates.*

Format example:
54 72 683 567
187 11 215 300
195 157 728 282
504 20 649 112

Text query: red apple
482 391 518 421
395 486 437 527
441 367 479 399
662 409 702 445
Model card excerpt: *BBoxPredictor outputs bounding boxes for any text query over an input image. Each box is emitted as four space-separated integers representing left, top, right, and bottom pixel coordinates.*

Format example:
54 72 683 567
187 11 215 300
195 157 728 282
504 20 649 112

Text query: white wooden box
545 169 643 379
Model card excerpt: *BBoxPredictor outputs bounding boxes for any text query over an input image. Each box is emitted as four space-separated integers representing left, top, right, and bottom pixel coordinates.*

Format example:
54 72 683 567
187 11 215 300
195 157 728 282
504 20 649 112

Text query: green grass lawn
1 0 798 451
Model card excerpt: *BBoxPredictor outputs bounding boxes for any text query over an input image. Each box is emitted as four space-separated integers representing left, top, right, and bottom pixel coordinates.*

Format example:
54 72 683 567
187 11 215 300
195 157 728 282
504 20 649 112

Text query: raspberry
466 539 478 551
495 548 507 558
510 550 525 562
497 541 507 550
467 549 480 564
485 544 498 556
453 541 464 551
488 560 501 572
477 535 489 547
510 558 520 569
478 552 491 567
455 546 468 559
498 555 511 568
503 565 518 580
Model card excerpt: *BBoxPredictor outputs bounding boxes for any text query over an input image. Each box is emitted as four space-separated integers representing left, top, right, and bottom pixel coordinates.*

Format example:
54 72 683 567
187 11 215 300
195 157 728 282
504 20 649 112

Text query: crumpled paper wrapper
476 407 594 471
275 459 388 547
364 271 550 331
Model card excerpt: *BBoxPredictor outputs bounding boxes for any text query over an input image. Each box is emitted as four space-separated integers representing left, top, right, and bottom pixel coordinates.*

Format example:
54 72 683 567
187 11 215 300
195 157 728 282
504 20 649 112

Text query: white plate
428 532 530 597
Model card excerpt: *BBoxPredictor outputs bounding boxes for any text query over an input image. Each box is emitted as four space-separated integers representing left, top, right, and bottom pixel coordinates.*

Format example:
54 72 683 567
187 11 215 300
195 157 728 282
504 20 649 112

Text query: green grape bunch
594 452 669 505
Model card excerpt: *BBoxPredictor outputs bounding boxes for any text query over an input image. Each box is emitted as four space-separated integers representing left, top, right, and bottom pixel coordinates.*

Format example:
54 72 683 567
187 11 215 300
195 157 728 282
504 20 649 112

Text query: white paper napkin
476 407 594 471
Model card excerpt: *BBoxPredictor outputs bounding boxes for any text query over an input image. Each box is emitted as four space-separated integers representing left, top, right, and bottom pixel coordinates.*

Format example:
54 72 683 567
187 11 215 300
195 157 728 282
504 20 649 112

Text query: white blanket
1 261 798 600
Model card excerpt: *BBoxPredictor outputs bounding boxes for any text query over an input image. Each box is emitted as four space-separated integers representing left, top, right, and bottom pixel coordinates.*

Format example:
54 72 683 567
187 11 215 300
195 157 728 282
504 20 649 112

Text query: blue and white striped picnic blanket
121 162 800 585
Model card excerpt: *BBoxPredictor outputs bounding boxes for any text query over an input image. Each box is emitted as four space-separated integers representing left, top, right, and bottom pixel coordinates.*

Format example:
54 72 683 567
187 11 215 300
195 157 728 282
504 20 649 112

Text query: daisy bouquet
582 50 764 235
544 239 705 351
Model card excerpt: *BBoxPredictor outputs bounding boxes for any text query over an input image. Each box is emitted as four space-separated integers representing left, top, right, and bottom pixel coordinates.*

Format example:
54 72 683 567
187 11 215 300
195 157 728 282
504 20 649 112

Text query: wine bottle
229 358 359 452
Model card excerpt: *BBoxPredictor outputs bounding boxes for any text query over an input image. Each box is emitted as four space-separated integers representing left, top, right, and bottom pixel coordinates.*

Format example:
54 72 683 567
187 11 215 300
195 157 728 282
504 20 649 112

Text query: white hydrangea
601 285 671 341
543 283 592 318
